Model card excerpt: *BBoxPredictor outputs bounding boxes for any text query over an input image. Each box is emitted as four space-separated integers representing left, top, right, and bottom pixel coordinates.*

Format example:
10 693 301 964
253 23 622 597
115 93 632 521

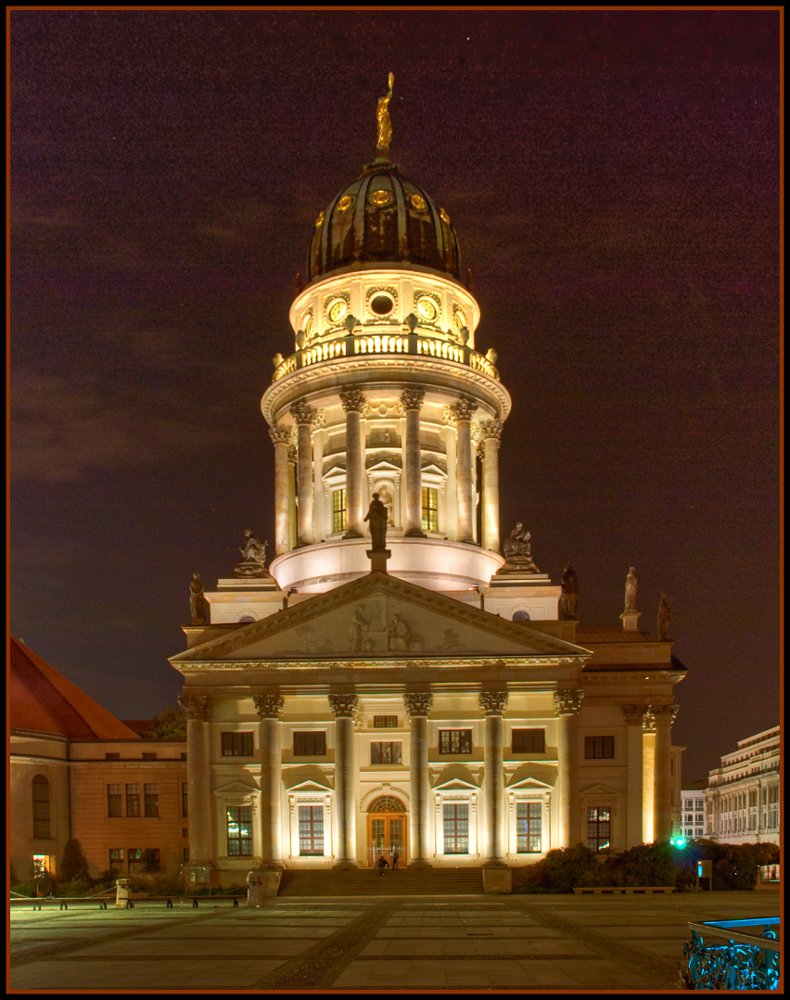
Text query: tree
60 838 90 882
143 705 186 738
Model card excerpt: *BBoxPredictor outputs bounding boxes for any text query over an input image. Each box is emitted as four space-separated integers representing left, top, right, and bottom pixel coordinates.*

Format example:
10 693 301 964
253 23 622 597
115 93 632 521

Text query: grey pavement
9 888 780 992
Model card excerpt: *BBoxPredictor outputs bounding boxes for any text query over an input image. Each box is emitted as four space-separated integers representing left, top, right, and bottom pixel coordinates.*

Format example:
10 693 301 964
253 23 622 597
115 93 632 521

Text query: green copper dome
306 160 461 283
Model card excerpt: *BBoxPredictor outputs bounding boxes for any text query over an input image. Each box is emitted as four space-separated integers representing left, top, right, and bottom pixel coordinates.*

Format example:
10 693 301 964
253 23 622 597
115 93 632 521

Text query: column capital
652 704 679 725
400 386 425 412
553 688 584 716
479 690 509 716
622 704 647 727
404 692 433 717
450 397 477 422
178 693 211 721
287 443 298 463
479 418 503 442
642 707 656 733
253 693 285 720
290 400 317 425
339 387 366 413
269 423 291 446
329 693 359 718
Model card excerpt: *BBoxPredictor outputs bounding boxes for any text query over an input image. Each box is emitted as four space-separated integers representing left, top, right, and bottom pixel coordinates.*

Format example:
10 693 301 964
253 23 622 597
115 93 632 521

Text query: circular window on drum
370 188 392 207
336 194 354 214
415 296 438 323
326 298 348 325
369 293 395 317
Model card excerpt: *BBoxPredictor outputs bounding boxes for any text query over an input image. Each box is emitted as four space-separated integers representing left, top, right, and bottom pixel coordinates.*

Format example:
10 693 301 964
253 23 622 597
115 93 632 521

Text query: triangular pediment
507 773 555 790
434 776 478 791
170 571 590 665
213 777 259 796
579 782 620 796
286 779 333 794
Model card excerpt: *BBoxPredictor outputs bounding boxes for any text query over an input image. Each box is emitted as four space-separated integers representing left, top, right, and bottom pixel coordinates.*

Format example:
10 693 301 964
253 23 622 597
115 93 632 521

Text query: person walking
377 855 389 876
391 851 399 871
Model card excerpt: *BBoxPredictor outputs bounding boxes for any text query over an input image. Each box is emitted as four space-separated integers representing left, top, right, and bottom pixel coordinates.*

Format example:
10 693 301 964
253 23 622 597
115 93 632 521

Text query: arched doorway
367 795 407 868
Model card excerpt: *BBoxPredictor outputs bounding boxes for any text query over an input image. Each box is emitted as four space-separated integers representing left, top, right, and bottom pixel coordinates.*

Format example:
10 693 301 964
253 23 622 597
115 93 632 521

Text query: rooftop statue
376 72 394 159
233 529 269 577
624 566 638 611
189 571 209 625
560 564 580 619
364 493 388 551
657 592 671 640
502 522 540 573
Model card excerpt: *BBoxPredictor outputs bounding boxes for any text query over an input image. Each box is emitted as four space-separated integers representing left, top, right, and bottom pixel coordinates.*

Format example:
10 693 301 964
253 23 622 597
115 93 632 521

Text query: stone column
340 388 366 538
269 425 292 555
480 690 509 865
400 387 426 536
642 709 657 843
329 693 359 868
479 419 502 554
451 398 477 543
290 401 316 546
653 705 678 842
404 692 433 867
287 444 297 551
178 693 212 878
253 693 285 869
622 705 645 849
554 689 584 847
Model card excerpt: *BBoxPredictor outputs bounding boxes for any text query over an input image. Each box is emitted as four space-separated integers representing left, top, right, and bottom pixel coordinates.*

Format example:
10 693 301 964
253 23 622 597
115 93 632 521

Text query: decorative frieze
339 387 366 413
253 694 285 720
178 693 211 721
400 387 425 412
328 693 359 719
479 690 509 716
268 424 291 446
290 400 317 426
403 692 433 717
553 688 584 716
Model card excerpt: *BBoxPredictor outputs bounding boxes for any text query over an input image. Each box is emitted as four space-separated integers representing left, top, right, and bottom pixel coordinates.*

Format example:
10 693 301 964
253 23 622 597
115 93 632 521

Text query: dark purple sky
11 10 780 783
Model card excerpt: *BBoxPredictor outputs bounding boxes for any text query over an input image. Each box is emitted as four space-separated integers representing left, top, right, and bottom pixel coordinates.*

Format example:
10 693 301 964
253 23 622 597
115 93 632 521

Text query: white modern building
680 787 707 841
169 82 687 891
704 726 780 846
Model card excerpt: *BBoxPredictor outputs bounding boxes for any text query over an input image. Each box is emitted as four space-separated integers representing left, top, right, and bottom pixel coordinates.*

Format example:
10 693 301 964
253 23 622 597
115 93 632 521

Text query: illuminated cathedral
170 80 685 892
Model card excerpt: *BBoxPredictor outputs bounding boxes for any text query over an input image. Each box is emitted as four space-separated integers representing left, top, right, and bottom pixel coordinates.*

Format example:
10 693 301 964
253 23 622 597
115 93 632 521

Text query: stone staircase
278 866 484 896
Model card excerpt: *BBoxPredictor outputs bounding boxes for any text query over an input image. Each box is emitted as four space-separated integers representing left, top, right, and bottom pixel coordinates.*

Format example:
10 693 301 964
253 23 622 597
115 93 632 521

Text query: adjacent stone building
169 84 688 889
704 726 780 846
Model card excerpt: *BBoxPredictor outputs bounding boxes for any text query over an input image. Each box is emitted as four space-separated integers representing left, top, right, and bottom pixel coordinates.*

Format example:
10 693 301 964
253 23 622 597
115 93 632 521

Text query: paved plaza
9 888 779 992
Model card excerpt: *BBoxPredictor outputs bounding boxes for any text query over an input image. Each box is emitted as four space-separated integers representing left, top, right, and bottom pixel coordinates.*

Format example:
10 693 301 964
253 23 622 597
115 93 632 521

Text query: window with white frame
516 802 542 853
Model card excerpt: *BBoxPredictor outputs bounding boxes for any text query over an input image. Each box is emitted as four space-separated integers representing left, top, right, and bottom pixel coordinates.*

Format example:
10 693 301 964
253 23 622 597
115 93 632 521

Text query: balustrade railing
272 333 499 382
681 916 779 990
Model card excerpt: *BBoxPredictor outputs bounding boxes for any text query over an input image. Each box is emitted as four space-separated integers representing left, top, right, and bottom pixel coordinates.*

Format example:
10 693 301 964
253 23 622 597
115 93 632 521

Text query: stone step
278 868 484 896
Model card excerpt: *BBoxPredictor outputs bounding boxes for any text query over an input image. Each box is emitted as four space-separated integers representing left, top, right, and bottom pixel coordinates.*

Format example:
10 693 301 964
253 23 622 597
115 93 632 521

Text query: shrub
59 839 90 883
150 873 186 896
619 843 676 887
543 844 599 893
140 849 161 873
513 858 550 893
58 877 92 898
713 845 759 890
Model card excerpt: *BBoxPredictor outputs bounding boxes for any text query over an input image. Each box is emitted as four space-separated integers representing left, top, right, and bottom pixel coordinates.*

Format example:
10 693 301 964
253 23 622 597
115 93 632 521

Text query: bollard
114 878 131 909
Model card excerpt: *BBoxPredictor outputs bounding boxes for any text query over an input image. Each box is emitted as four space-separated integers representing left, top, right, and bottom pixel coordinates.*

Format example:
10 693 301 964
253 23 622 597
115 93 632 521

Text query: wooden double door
367 811 407 868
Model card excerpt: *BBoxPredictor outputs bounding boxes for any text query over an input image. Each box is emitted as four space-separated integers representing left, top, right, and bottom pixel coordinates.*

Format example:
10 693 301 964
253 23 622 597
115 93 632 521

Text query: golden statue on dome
376 72 394 159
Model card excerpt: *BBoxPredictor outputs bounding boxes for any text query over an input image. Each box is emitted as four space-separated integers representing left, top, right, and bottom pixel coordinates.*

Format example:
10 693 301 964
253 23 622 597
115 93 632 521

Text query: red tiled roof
10 637 139 739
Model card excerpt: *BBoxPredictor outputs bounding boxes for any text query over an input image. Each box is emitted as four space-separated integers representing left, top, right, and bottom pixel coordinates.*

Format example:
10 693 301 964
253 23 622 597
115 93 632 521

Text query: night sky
11 10 780 783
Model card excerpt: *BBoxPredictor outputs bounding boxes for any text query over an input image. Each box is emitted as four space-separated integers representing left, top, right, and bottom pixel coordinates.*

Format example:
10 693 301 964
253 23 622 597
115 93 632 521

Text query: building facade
170 85 687 889
704 726 780 846
680 787 707 842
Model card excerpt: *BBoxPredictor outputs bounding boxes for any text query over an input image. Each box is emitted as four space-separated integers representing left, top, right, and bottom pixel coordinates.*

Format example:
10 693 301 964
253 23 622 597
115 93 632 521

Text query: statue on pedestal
364 494 388 551
657 592 671 640
624 566 638 611
560 564 580 619
376 72 394 159
233 529 269 577
501 523 540 573
189 572 209 625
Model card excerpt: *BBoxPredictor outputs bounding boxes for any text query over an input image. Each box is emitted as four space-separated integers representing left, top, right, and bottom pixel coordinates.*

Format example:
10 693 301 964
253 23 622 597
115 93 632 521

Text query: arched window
512 609 530 621
32 775 50 839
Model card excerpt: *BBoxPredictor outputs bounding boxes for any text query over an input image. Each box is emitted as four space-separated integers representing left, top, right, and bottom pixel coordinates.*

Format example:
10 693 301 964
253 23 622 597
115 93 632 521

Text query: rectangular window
421 487 439 532
516 802 542 853
299 805 324 856
105 752 120 760
126 784 141 817
181 752 187 760
586 807 611 851
374 715 398 728
142 752 157 760
107 783 123 818
293 731 326 756
128 848 142 873
584 736 615 759
439 730 473 755
333 489 347 533
144 784 159 817
695 801 704 811
370 742 402 764
443 803 469 854
32 779 50 839
183 847 190 862
109 849 124 870
182 783 188 818
182 828 189 838
226 806 253 856
221 732 254 756
512 729 545 754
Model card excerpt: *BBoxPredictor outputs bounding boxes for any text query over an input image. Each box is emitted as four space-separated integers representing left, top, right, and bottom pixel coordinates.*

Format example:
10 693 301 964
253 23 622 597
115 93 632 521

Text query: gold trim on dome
315 211 325 228
370 188 392 207
336 195 354 214
439 207 451 224
410 193 427 212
